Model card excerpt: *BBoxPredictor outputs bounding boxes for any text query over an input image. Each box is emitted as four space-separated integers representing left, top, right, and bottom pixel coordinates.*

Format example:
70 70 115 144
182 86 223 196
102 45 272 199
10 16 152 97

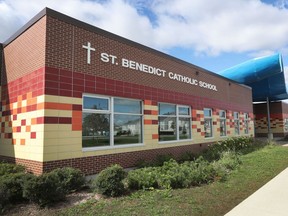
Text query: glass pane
219 110 226 118
204 109 212 117
158 116 177 141
244 113 249 119
204 119 213 138
179 117 191 140
220 119 226 136
114 114 142 145
285 119 288 132
235 120 240 135
82 113 110 147
83 96 109 110
179 107 190 115
114 98 141 114
159 103 176 115
234 112 239 119
244 120 249 134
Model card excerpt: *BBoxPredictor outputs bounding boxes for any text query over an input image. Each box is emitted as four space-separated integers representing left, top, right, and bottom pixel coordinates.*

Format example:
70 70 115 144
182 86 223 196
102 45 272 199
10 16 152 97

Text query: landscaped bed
2 137 288 216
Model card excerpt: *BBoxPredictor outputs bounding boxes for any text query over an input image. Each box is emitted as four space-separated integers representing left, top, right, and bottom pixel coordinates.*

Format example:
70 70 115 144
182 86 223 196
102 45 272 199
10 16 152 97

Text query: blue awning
217 53 287 102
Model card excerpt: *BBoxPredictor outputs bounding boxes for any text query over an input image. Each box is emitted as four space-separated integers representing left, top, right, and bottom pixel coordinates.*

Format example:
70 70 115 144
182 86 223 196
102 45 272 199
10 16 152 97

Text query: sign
82 42 218 91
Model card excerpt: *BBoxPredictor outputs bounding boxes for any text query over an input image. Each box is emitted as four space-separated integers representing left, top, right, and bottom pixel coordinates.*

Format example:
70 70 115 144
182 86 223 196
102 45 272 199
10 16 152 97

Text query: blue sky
1 0 288 74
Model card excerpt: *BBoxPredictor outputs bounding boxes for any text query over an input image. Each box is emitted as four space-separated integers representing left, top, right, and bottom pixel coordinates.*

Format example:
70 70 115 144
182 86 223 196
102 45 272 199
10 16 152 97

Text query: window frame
234 112 240 135
204 108 213 138
219 110 227 137
82 94 144 151
158 102 192 143
244 113 249 134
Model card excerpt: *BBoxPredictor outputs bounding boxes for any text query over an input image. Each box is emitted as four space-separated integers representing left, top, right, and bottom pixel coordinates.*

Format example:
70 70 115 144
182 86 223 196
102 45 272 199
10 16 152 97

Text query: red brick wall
254 102 287 137
2 16 46 84
45 15 252 112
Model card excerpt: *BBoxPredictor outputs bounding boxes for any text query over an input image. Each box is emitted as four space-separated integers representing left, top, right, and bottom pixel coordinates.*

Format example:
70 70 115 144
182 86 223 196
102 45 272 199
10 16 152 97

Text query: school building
0 8 261 175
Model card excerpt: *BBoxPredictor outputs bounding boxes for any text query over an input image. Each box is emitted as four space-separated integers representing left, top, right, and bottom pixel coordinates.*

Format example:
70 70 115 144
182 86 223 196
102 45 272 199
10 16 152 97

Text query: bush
0 162 25 176
154 154 174 166
49 167 86 193
23 172 66 207
0 173 34 212
127 157 231 190
203 136 254 161
178 151 197 163
127 167 159 190
92 165 127 197
217 151 242 171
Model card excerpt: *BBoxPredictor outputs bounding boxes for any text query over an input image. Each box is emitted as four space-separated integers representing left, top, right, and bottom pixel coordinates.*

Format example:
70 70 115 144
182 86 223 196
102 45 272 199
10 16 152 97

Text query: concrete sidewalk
225 167 288 216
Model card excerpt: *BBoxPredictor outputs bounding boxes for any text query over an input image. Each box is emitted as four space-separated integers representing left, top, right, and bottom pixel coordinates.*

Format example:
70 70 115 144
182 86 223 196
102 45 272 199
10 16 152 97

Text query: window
234 112 240 135
219 110 226 137
284 119 288 132
244 113 249 134
204 108 213 138
158 103 191 142
82 95 142 148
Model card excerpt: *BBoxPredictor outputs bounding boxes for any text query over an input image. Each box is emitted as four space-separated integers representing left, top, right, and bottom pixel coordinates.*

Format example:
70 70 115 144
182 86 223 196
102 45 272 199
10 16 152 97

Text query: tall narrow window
82 95 143 148
244 113 249 134
114 98 142 145
284 119 288 132
234 112 240 135
219 110 226 137
82 96 110 147
204 108 213 138
178 106 191 140
158 103 177 141
158 103 191 142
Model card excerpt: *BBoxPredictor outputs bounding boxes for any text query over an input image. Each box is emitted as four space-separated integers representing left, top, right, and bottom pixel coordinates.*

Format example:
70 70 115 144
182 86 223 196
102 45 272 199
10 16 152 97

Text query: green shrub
126 166 159 190
135 159 154 168
0 162 25 176
23 172 66 207
127 157 229 190
0 173 34 212
158 159 191 189
154 154 174 166
49 167 86 193
217 151 242 171
92 165 127 197
203 136 254 161
178 151 197 163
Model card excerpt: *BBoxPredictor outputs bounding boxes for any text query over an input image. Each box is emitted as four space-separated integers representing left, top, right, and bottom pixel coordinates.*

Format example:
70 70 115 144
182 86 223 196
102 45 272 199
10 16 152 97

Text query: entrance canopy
217 53 287 102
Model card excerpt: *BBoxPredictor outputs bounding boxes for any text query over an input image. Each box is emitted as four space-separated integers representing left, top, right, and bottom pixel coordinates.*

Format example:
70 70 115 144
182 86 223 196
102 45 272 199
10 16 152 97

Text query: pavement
225 139 288 216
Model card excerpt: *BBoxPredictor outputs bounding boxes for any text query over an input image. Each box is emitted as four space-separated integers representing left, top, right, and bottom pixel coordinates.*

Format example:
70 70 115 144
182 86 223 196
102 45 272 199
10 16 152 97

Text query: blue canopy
217 53 288 102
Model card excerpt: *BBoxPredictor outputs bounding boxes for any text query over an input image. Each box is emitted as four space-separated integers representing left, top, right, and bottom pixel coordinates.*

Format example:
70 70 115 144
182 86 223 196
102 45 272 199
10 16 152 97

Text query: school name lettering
83 42 217 91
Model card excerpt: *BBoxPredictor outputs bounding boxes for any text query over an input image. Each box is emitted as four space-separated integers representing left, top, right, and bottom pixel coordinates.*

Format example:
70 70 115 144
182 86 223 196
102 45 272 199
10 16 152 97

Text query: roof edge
3 8 48 46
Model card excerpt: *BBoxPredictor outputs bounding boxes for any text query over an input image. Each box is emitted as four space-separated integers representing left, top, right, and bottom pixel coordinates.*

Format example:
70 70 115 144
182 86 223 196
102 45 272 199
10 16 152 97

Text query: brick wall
0 9 254 175
0 43 3 85
254 102 287 137
45 14 252 112
2 16 46 84
0 141 210 175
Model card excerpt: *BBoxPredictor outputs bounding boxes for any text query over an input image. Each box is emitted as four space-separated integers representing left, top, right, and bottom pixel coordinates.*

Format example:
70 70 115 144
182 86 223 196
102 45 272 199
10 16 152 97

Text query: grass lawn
58 145 288 216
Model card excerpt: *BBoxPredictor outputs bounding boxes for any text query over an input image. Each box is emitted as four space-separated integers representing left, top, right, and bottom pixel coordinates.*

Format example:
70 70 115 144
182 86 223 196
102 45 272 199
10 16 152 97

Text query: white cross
82 42 95 64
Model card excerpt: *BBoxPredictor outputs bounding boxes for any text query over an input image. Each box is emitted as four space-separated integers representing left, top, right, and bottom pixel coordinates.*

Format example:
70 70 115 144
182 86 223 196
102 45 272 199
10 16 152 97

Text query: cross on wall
82 42 95 64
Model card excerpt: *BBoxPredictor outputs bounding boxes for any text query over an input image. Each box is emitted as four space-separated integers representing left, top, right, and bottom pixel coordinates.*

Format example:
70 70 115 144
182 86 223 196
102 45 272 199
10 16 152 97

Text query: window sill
82 143 145 152
159 139 192 144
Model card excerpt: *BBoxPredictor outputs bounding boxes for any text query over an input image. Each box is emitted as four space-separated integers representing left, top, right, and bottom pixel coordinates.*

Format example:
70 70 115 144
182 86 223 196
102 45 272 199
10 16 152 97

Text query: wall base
0 142 211 175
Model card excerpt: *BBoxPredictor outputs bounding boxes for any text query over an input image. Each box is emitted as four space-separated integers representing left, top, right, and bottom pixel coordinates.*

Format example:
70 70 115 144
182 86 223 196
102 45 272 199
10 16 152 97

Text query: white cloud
1 0 288 58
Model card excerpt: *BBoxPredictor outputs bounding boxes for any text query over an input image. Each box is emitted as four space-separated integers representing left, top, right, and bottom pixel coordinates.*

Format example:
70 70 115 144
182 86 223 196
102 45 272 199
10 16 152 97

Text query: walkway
225 139 288 216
